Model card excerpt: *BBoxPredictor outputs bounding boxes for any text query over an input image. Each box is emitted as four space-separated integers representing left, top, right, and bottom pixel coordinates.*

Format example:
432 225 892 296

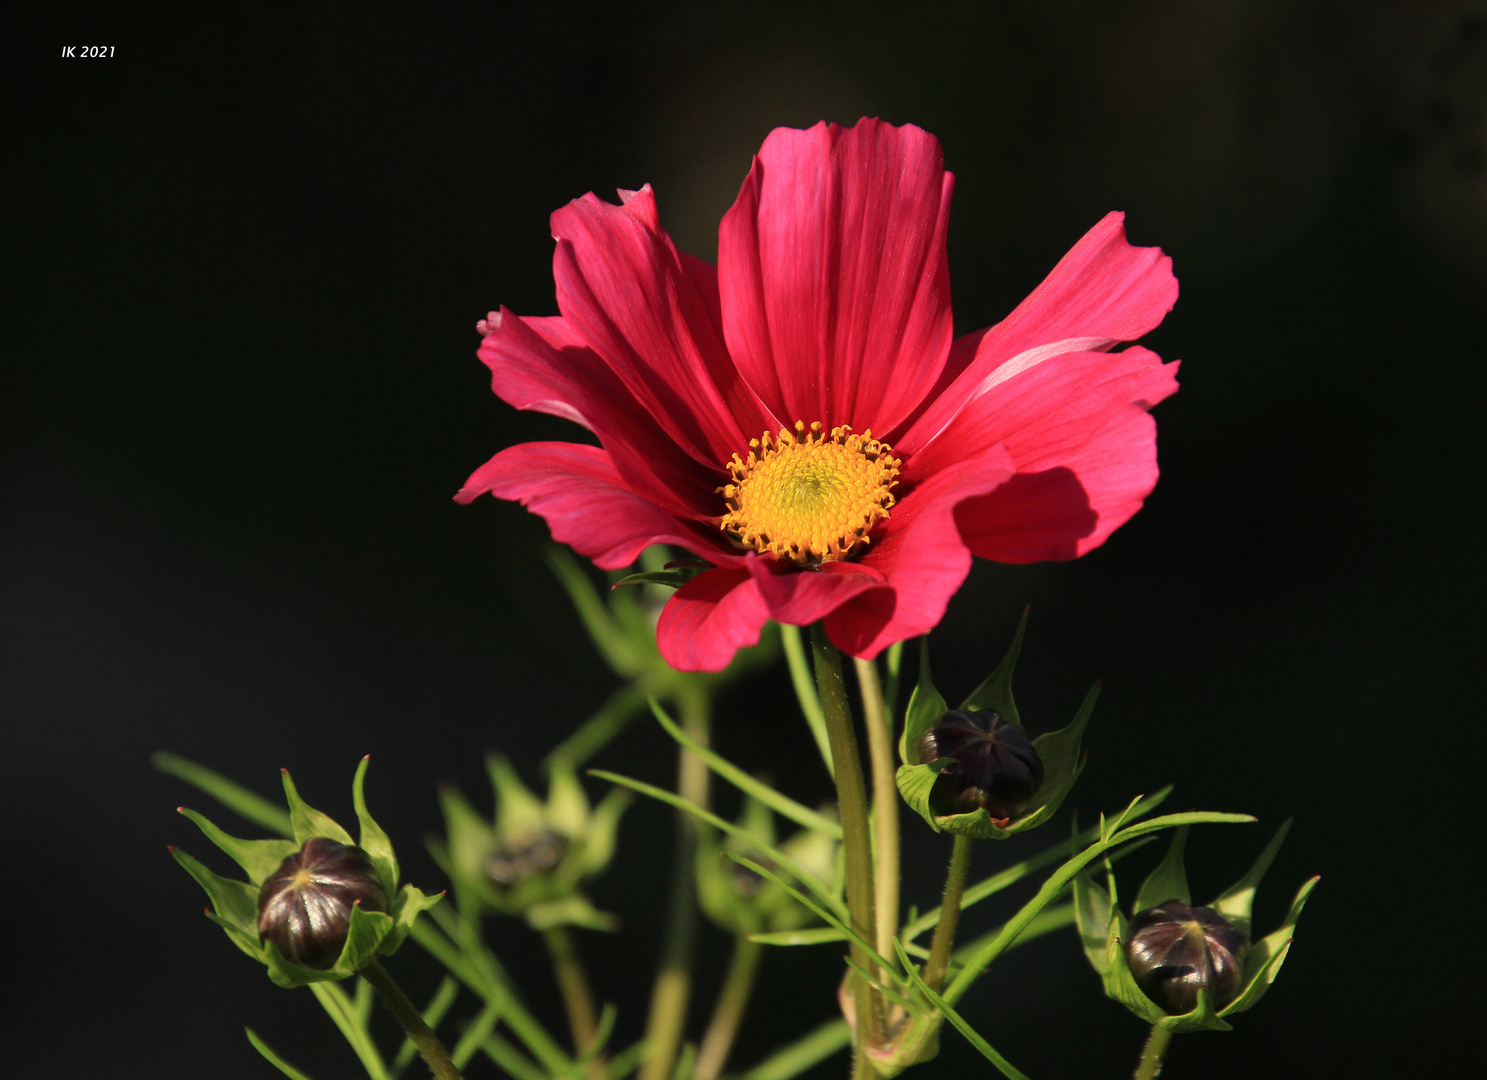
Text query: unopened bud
257 838 386 968
916 709 1044 819
1126 900 1249 1014
484 830 568 886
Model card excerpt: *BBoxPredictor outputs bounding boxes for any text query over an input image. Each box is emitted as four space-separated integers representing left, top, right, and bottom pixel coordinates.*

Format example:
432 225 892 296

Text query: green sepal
171 846 261 942
1220 874 1319 1016
352 756 398 898
898 638 948 765
488 756 548 839
526 894 619 932
1159 988 1232 1033
383 883 443 956
580 786 631 876
177 808 298 884
1210 819 1292 940
1134 825 1190 913
959 607 1027 719
1072 870 1113 974
261 901 394 988
280 769 354 846
153 753 293 836
1099 907 1170 1026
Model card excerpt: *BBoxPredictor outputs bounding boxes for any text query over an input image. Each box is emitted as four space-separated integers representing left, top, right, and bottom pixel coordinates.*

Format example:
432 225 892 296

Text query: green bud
166 757 442 988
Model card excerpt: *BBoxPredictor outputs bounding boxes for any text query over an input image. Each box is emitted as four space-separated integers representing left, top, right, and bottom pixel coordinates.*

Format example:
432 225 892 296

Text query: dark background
7 3 1483 1077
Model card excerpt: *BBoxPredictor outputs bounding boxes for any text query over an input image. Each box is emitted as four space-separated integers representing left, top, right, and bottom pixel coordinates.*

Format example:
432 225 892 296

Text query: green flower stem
1135 1025 1172 1080
923 834 974 993
361 958 465 1080
781 623 833 779
638 690 712 1080
853 655 900 963
411 915 570 1073
543 925 600 1058
694 936 763 1080
809 625 884 1074
311 980 390 1080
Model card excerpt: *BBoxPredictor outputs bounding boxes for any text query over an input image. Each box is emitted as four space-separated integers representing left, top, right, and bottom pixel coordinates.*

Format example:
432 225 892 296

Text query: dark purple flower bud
1126 900 1249 1014
484 830 568 886
257 838 386 969
916 709 1044 819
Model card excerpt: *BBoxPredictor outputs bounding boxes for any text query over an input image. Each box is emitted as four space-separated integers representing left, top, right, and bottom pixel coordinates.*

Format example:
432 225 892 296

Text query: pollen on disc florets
718 421 901 566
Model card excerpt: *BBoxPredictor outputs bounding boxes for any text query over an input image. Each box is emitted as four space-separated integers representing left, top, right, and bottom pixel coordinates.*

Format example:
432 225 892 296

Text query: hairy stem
809 625 883 1073
1135 1025 1173 1080
361 959 465 1080
922 834 974 992
854 655 900 963
694 937 763 1080
638 690 711 1080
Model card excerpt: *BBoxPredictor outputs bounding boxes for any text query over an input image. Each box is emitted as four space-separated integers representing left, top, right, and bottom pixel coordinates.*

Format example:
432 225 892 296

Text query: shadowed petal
655 568 771 672
552 185 775 468
477 308 724 518
898 212 1176 453
719 119 954 434
744 555 884 626
456 442 735 570
942 347 1180 561
825 445 1016 658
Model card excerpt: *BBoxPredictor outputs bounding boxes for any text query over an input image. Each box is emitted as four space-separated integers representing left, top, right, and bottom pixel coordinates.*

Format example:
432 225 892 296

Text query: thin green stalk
543 925 599 1057
809 625 883 1074
311 981 390 1080
781 623 833 779
853 655 899 963
410 915 570 1073
361 959 465 1080
693 937 763 1080
922 834 974 992
1135 1025 1173 1080
638 691 712 1080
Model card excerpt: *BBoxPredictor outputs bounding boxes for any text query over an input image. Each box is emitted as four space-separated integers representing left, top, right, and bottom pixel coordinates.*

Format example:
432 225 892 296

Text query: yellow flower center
719 421 901 565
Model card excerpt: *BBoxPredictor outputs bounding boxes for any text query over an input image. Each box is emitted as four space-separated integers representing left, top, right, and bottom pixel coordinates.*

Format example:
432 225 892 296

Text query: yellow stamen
718 421 901 566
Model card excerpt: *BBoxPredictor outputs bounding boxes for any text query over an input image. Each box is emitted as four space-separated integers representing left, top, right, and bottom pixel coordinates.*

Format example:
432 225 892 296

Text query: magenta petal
477 309 721 518
947 347 1180 562
718 119 954 435
655 568 771 672
743 555 884 627
457 441 734 570
899 211 1176 454
551 185 774 467
825 445 1016 658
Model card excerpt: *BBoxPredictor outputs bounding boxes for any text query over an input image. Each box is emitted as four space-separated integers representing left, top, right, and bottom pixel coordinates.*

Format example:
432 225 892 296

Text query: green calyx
896 611 1094 839
1073 820 1319 1032
696 793 841 937
433 753 629 931
169 757 442 989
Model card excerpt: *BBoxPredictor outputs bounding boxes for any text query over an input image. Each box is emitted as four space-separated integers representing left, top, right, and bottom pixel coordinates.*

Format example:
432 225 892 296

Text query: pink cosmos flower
458 119 1178 672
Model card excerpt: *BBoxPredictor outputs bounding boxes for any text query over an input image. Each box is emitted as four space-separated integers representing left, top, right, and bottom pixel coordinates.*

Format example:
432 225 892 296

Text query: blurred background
7 2 1484 1076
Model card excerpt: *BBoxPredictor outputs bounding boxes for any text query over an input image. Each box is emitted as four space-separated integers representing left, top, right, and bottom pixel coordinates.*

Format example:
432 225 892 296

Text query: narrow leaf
748 927 848 947
650 698 841 839
245 1028 316 1080
589 770 846 920
732 1020 850 1080
727 854 891 972
893 940 1031 1080
780 623 832 780
153 752 292 836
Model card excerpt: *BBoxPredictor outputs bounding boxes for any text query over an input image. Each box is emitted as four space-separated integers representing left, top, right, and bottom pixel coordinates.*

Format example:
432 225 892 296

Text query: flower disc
719 421 900 565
